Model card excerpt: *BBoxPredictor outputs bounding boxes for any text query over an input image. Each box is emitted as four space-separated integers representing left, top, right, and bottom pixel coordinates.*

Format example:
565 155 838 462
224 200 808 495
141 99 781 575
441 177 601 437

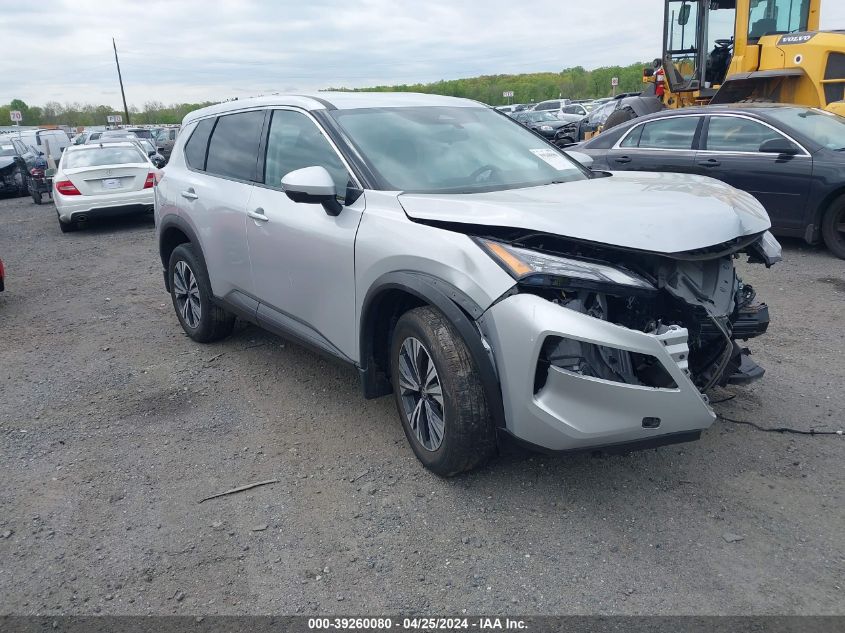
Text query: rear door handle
698 158 721 167
247 208 269 222
181 189 198 200
615 156 632 164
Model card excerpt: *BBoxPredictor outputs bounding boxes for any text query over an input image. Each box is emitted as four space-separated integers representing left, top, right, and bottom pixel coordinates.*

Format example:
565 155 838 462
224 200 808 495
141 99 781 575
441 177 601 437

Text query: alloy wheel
173 260 201 328
398 337 445 451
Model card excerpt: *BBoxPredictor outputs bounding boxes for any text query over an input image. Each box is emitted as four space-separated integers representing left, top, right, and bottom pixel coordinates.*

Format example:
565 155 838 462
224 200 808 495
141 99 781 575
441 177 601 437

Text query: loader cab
747 0 812 43
662 0 738 96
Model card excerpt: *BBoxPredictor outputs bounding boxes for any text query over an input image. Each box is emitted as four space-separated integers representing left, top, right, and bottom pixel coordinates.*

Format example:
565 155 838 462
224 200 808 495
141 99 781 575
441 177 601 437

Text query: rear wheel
603 106 637 131
821 195 845 259
168 243 235 343
31 189 42 204
389 306 496 476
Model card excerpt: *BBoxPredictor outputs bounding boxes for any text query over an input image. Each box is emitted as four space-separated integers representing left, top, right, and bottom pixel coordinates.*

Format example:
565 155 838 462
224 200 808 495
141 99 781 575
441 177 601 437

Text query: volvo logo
778 33 815 45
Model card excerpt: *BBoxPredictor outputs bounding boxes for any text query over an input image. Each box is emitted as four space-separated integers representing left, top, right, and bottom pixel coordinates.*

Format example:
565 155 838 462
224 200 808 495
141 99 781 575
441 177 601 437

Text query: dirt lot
0 194 843 616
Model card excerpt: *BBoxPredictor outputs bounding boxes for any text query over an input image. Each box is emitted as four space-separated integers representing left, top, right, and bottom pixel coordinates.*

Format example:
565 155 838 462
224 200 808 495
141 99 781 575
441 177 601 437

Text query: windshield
767 108 845 150
0 144 15 157
330 106 587 194
64 146 147 168
748 0 810 40
526 112 559 123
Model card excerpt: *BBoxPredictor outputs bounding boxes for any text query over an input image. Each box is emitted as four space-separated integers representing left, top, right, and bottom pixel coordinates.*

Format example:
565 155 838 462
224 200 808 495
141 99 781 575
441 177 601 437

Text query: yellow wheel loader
603 0 843 132
658 0 843 114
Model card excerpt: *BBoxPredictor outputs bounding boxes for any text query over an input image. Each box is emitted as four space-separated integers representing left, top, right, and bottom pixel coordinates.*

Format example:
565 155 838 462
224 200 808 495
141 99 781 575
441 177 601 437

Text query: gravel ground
0 194 843 616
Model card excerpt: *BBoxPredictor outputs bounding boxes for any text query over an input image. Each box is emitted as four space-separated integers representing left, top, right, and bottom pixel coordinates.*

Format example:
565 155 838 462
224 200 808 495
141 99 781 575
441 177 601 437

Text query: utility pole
112 38 130 125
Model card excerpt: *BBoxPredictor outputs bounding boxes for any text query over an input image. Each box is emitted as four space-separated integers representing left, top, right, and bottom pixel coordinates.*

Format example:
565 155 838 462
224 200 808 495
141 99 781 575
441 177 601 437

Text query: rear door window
205 111 265 181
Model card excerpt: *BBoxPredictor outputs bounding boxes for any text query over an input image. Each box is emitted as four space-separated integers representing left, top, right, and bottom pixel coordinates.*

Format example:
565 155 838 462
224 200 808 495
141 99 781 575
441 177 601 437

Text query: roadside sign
611 77 619 87
114 114 123 123
503 91 514 98
107 115 115 123
10 110 22 122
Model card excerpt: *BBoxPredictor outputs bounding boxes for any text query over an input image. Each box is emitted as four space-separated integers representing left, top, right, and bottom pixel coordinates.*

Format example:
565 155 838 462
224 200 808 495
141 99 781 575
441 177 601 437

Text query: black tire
821 195 845 260
603 106 637 131
389 306 496 476
168 243 235 343
58 218 77 233
32 189 42 205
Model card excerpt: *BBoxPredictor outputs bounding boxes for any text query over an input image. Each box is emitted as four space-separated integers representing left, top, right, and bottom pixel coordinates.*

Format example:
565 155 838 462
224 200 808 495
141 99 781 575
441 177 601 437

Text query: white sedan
53 141 158 233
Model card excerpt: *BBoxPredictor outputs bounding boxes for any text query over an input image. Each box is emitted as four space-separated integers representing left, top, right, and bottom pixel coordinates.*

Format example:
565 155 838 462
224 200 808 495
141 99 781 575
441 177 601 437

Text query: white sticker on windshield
530 148 570 170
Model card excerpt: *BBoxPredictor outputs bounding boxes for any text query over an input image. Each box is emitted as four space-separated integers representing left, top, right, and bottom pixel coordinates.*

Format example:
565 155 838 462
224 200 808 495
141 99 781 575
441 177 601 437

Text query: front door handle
698 158 721 167
615 156 632 164
247 208 269 222
181 189 198 200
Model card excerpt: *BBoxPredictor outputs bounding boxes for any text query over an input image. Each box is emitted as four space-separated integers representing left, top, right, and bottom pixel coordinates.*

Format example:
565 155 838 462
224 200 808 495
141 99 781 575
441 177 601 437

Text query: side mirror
678 3 691 26
151 155 166 169
281 166 342 216
759 138 800 155
566 150 594 169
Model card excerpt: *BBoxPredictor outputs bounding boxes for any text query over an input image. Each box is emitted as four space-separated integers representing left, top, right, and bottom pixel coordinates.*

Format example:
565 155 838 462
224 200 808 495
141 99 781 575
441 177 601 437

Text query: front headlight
477 238 655 294
539 125 554 131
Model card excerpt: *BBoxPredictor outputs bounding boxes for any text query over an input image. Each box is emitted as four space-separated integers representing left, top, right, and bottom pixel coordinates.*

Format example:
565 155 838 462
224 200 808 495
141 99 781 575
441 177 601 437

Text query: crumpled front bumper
479 294 716 452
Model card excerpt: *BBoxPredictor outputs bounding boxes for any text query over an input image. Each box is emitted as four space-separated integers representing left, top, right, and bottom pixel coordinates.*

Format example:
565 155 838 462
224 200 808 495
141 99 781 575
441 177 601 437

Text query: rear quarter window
184 118 215 170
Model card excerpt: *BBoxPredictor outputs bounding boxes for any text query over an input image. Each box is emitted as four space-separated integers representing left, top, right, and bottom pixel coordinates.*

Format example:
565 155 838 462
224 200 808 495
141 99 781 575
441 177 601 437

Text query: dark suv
0 137 38 196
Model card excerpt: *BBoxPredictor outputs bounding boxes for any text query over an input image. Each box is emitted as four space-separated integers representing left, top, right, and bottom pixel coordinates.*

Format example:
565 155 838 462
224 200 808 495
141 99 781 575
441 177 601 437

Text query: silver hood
398 171 771 254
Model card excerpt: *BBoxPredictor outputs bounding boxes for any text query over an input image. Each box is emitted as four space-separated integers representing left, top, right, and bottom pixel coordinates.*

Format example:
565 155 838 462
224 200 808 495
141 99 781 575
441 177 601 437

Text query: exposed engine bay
475 228 776 394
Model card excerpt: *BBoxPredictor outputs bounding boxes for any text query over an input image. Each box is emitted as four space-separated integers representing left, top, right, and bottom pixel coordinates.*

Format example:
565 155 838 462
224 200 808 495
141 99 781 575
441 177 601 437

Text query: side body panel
246 185 365 362
353 191 516 339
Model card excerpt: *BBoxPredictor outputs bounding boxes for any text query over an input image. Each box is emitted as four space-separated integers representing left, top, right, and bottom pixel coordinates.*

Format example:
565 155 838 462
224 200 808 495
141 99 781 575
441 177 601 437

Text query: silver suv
155 93 780 476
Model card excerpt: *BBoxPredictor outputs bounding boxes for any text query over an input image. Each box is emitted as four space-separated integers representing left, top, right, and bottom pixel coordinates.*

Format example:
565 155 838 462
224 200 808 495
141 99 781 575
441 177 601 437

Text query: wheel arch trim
158 215 206 292
359 271 507 429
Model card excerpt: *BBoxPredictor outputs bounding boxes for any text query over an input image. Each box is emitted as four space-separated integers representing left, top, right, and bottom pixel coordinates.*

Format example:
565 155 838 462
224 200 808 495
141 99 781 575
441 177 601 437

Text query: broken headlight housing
476 238 656 295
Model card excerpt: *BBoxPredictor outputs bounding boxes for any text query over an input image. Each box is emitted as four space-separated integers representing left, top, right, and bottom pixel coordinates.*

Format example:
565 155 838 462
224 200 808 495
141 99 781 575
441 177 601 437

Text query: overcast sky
2 0 844 108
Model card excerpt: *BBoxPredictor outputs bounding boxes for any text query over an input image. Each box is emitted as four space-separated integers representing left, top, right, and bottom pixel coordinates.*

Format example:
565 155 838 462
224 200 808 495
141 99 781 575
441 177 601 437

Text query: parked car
54 141 157 232
532 99 573 118
554 100 618 145
154 127 180 160
578 104 845 259
513 110 581 139
95 137 166 169
3 129 69 162
89 130 139 143
0 137 39 195
560 102 594 117
124 127 154 140
155 92 778 475
554 95 663 146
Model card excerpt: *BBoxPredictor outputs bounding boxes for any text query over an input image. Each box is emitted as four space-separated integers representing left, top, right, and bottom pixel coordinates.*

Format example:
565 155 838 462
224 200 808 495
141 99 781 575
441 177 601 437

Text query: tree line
2 62 650 127
330 63 651 104
0 99 214 128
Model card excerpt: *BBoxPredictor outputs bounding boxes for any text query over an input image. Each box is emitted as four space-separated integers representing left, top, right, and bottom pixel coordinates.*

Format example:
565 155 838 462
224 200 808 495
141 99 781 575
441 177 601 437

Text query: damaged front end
477 229 779 395
471 229 779 452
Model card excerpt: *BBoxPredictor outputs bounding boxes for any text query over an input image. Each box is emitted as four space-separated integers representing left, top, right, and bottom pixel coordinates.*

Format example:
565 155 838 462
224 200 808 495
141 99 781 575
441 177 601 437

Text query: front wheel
390 306 496 476
168 243 235 343
821 195 845 260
